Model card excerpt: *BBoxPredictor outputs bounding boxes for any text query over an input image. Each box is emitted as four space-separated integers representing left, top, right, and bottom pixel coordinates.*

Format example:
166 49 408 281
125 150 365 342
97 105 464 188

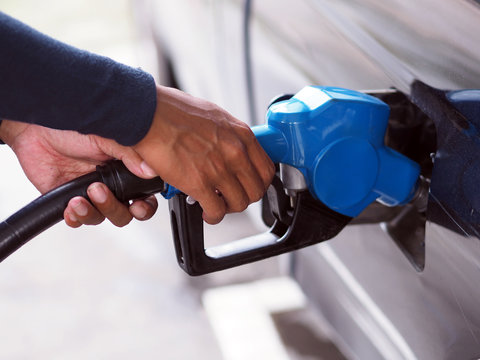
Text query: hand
0 119 158 227
133 86 275 224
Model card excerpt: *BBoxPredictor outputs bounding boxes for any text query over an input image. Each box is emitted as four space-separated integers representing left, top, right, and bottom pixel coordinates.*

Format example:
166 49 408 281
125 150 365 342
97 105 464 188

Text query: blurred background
0 1 343 359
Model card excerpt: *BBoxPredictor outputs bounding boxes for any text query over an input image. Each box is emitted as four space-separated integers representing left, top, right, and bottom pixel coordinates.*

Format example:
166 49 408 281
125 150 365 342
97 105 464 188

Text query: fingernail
88 183 107 204
72 198 88 217
68 211 78 222
141 161 157 177
135 205 147 219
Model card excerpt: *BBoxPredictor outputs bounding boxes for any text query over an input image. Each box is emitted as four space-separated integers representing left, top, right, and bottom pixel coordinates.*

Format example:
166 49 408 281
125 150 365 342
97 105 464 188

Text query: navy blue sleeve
0 11 156 146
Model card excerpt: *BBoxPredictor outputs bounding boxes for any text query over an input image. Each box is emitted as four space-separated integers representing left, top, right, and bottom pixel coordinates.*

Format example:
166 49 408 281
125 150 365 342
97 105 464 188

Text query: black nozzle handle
0 160 164 262
168 189 352 276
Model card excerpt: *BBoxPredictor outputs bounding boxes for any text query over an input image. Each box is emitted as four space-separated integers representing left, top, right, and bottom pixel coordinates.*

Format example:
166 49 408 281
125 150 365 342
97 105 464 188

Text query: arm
0 11 155 146
0 85 276 226
0 11 158 226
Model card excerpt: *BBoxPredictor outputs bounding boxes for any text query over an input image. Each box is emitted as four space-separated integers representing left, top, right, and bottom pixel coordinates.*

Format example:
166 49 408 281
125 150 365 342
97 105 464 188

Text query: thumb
93 135 158 179
121 152 158 179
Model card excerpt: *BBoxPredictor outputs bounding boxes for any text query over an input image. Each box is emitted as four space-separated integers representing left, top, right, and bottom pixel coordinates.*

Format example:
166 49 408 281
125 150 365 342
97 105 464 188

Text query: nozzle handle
168 178 351 276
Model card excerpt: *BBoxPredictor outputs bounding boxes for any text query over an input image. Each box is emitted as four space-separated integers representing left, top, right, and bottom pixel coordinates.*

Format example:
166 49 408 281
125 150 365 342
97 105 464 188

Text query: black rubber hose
0 160 164 262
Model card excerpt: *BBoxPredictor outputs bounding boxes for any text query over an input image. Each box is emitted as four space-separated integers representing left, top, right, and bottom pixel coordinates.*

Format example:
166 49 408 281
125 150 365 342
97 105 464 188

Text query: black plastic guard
168 190 352 276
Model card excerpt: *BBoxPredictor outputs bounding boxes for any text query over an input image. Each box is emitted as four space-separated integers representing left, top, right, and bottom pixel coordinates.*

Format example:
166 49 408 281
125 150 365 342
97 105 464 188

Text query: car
133 0 480 358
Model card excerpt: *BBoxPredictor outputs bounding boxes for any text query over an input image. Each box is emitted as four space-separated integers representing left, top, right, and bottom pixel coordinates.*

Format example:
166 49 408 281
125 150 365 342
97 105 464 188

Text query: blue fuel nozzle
253 86 420 217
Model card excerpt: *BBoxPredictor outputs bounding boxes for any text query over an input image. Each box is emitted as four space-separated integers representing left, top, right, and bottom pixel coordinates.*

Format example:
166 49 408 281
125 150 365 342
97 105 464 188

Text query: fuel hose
0 160 165 262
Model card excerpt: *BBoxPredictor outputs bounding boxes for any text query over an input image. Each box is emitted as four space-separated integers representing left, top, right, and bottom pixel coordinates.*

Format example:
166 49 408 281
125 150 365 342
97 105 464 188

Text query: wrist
133 85 169 151
0 119 28 147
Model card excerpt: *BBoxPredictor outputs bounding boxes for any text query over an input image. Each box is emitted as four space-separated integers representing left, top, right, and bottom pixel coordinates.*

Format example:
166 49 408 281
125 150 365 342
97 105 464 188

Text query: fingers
250 136 276 189
92 135 158 179
64 183 158 228
86 183 133 227
129 195 158 220
199 188 227 225
198 141 273 224
64 197 105 228
233 124 276 192
131 85 276 225
214 125 275 215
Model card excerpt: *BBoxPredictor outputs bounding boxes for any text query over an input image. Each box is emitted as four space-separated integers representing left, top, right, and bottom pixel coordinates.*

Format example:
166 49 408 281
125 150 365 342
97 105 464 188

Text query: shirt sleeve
0 11 156 146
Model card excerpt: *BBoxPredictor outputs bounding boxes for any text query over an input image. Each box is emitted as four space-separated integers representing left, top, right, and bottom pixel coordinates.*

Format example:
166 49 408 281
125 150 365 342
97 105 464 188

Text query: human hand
0 119 158 228
133 86 275 224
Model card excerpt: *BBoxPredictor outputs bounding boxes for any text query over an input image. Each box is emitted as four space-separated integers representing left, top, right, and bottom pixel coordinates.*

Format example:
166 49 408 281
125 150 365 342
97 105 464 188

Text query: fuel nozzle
169 86 422 275
253 86 421 217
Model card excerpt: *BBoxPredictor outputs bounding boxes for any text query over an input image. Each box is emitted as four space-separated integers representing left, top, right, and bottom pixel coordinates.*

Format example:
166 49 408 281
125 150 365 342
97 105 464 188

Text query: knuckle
208 208 225 224
237 123 254 140
225 140 242 156
199 192 226 224
251 189 265 203
208 106 224 118
230 196 249 213
212 202 226 219
225 141 247 162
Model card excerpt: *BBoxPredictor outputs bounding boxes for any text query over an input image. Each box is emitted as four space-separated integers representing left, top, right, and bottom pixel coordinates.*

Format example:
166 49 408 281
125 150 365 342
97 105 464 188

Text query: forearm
0 11 156 146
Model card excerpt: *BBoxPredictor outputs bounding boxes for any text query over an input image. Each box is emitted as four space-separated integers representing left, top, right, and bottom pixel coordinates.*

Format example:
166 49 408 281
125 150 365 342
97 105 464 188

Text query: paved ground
0 2 346 359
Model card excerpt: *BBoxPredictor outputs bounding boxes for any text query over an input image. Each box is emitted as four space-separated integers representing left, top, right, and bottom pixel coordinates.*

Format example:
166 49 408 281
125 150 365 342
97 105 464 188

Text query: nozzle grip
168 190 351 276
96 160 165 202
